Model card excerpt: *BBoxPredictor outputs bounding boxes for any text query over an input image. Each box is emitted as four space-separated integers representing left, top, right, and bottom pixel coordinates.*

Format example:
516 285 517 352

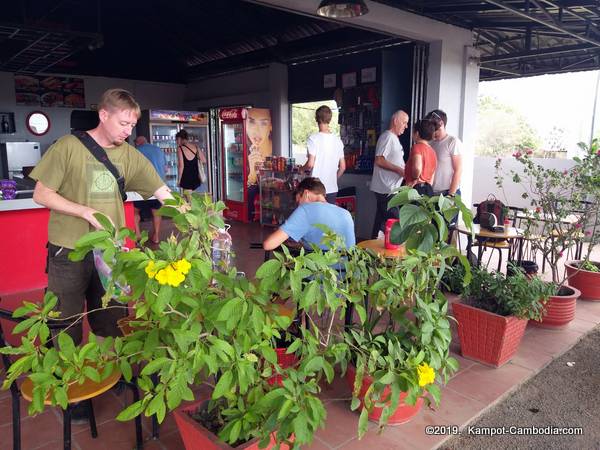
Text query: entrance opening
291 100 339 165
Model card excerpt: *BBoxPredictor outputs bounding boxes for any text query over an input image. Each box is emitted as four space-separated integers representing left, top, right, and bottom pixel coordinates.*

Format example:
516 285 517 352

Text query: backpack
474 195 506 230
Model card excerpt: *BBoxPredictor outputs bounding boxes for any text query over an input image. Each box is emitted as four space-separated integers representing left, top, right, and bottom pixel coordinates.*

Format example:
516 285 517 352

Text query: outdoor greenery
291 100 340 161
463 265 553 321
476 95 541 157
0 188 474 447
495 138 600 286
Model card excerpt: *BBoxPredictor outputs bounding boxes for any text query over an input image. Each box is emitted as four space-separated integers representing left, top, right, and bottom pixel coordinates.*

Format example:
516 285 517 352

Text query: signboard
14 75 85 108
149 109 208 124
219 108 247 121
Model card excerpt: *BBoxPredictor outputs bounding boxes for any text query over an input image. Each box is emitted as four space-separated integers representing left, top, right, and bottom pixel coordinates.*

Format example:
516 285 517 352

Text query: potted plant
341 188 473 436
0 194 337 449
452 265 554 367
564 139 600 300
495 141 600 326
251 187 474 439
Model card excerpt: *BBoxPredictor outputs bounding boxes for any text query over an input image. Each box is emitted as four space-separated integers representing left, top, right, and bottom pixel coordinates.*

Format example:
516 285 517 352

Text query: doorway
290 100 339 165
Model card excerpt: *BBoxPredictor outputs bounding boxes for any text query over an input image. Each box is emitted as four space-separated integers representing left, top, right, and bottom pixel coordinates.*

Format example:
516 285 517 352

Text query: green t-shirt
30 134 164 249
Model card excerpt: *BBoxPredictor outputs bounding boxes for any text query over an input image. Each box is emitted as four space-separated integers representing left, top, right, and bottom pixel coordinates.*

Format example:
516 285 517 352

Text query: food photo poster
14 75 86 108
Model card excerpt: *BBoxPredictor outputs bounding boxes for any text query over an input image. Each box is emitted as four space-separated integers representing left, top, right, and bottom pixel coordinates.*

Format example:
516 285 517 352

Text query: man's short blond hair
98 88 141 118
315 105 333 125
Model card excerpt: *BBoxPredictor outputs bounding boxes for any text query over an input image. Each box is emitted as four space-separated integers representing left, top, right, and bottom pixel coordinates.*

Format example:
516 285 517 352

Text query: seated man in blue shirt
263 177 355 251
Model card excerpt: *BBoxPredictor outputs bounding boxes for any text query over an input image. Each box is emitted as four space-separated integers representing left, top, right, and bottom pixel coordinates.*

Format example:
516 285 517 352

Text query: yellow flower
417 363 435 387
174 258 191 275
157 265 186 287
145 260 157 278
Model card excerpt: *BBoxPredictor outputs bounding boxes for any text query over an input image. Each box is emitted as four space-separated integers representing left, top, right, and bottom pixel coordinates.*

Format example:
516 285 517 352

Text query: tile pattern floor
1 219 598 450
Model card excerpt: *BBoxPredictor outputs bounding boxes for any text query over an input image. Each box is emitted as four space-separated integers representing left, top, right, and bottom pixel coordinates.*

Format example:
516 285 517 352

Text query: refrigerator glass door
222 122 244 202
151 124 179 191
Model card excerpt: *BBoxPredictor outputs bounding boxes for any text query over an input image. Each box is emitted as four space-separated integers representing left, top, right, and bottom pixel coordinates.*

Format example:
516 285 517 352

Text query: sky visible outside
478 70 600 156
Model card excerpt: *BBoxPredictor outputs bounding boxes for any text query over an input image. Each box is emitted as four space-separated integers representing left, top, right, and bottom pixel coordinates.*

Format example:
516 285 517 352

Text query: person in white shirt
425 109 462 197
301 105 345 204
369 110 409 238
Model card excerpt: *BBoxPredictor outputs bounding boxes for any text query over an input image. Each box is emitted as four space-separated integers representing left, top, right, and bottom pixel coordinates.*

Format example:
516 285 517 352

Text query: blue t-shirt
281 202 355 250
137 143 166 181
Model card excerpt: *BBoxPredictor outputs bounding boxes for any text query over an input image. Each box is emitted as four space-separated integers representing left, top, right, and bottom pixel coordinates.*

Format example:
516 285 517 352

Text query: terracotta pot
345 364 423 424
533 286 580 329
174 400 292 450
267 348 299 386
452 302 527 367
565 261 600 301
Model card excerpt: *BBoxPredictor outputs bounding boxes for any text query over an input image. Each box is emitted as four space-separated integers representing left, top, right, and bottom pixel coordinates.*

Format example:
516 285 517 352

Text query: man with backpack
30 88 172 346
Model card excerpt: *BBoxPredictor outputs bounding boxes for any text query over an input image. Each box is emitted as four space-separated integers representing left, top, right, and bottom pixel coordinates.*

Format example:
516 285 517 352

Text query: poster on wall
361 67 376 84
245 108 272 222
323 73 336 88
14 75 85 108
342 72 357 88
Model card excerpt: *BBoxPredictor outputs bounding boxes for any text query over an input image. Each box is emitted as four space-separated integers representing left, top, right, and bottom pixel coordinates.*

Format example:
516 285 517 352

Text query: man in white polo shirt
369 110 409 238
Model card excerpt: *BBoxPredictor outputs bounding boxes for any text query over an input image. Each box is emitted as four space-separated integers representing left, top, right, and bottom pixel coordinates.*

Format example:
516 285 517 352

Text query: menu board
149 109 208 124
14 75 85 108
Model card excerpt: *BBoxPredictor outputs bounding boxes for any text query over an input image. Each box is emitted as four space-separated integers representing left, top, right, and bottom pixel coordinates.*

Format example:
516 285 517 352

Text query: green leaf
74 229 111 248
12 317 38 335
358 407 369 438
350 397 361 411
213 370 233 399
93 213 115 235
140 357 171 376
57 332 76 358
83 365 101 383
426 383 441 405
116 400 145 421
398 204 429 227
255 259 281 279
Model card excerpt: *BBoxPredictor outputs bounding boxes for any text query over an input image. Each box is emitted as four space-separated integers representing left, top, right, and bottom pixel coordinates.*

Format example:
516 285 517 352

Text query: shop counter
0 195 137 298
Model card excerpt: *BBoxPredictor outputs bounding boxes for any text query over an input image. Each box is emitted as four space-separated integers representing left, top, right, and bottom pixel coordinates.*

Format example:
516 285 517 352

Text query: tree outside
291 100 339 164
475 95 541 157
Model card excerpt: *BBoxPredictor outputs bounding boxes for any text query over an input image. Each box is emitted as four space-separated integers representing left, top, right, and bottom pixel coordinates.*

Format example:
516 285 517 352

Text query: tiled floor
1 219 599 450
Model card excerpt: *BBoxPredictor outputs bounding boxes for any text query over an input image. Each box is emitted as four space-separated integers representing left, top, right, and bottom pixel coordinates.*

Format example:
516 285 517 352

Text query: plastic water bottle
211 226 232 272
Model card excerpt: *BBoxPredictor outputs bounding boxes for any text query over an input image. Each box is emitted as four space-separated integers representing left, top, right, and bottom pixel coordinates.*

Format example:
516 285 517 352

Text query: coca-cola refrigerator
219 107 272 222
137 109 212 194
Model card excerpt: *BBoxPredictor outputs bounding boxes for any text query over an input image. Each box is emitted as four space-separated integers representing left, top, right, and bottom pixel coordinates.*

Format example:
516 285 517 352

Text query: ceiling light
317 0 369 18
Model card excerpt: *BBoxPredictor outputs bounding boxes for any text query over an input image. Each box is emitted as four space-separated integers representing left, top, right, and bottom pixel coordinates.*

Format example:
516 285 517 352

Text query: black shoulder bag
72 130 127 201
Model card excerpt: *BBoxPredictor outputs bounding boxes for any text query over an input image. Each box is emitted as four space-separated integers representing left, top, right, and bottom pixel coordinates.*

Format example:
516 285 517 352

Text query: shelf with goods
339 84 380 175
152 134 179 192
258 161 304 227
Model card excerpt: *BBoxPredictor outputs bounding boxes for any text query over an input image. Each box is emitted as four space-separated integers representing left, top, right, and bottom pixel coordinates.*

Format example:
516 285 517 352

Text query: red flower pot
267 348 299 386
533 286 580 329
174 400 292 450
452 302 527 367
345 365 423 424
565 261 600 301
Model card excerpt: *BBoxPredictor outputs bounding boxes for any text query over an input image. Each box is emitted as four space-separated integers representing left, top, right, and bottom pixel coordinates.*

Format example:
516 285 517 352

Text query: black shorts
46 243 126 345
133 199 161 211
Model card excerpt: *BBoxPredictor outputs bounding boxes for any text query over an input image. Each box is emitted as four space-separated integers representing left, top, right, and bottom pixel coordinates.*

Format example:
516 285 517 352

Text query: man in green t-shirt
30 88 172 345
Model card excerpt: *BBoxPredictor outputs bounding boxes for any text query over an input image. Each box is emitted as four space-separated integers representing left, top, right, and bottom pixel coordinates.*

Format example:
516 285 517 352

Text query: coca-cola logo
219 108 246 121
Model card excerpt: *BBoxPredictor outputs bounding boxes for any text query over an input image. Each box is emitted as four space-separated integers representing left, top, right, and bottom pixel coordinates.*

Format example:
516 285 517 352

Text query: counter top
0 192 144 212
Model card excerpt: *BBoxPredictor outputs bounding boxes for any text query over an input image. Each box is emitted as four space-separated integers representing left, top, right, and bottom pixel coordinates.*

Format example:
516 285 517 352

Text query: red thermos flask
384 219 400 250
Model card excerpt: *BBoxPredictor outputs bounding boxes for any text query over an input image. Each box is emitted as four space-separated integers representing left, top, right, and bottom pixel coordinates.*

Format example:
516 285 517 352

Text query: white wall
472 156 576 209
0 71 185 154
183 63 290 156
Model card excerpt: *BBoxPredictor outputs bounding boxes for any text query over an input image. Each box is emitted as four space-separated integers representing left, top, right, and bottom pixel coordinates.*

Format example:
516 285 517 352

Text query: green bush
463 265 554 321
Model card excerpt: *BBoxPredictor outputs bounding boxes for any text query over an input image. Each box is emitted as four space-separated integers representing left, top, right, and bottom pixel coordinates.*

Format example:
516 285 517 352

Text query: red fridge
219 107 272 222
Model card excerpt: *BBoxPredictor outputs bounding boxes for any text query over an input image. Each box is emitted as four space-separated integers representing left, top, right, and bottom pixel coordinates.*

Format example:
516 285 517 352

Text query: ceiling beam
482 43 595 62
484 0 600 47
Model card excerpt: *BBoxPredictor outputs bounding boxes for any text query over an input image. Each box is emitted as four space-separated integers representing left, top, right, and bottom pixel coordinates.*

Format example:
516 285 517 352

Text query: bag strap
72 130 127 201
